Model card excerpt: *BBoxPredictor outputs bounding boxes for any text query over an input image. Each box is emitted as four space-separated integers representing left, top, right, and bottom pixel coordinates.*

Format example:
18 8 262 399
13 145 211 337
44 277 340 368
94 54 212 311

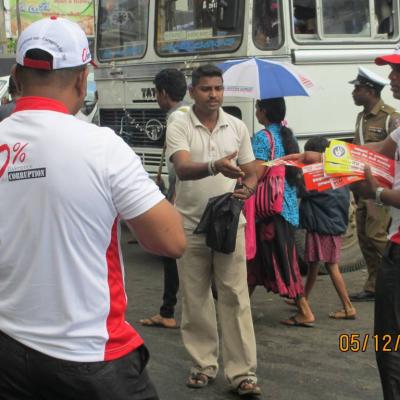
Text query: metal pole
0 0 7 55
16 0 21 37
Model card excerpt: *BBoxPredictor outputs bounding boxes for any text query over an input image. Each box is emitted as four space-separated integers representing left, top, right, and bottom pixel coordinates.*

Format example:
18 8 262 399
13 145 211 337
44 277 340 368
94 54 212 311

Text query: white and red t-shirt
0 97 164 362
389 128 400 244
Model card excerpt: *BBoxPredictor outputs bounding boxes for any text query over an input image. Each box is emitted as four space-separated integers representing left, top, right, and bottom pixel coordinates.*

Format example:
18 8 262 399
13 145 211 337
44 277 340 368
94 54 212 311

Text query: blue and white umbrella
217 58 316 99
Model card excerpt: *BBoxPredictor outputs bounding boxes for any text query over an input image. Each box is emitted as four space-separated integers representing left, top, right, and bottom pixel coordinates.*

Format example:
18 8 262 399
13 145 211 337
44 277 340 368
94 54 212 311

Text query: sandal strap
190 372 208 383
239 378 257 388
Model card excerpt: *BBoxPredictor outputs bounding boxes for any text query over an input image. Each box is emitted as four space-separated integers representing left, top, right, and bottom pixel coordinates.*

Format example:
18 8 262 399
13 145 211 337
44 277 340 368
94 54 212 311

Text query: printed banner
263 140 394 192
8 0 94 36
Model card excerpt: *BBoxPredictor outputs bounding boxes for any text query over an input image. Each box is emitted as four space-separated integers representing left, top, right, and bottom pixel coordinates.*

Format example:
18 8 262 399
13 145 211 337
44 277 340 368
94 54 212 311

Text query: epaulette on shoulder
381 103 396 114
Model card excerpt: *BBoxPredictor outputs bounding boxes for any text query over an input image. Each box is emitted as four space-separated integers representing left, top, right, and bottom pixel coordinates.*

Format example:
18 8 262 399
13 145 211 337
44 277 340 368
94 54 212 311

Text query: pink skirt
304 232 342 264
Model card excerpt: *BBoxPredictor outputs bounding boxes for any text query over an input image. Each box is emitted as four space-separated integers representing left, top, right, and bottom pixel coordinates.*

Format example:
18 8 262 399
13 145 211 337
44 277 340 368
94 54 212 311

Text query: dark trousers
159 256 179 318
375 242 400 400
0 332 159 400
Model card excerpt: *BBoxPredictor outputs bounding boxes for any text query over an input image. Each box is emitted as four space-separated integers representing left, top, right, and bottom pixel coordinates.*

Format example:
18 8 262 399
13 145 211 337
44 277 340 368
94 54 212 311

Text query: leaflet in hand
263 140 394 192
324 140 394 188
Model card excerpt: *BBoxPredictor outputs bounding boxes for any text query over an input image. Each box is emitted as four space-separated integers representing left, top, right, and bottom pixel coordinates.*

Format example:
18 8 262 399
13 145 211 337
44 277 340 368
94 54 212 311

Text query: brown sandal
186 372 213 388
329 309 356 320
237 378 262 396
139 314 178 329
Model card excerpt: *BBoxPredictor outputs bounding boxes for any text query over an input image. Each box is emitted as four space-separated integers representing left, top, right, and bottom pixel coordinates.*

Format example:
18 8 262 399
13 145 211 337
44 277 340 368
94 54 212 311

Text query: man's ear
188 85 194 99
11 64 22 94
75 67 89 98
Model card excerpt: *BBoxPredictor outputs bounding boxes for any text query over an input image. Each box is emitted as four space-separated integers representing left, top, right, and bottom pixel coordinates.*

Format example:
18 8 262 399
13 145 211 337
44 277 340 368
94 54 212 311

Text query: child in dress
298 136 356 319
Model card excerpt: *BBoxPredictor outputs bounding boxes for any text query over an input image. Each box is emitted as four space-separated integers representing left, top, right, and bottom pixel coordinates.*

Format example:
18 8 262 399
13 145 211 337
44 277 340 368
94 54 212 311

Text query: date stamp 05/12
339 334 400 353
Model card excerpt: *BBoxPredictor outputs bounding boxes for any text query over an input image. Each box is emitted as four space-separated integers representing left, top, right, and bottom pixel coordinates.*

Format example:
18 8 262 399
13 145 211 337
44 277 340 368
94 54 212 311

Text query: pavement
121 232 382 400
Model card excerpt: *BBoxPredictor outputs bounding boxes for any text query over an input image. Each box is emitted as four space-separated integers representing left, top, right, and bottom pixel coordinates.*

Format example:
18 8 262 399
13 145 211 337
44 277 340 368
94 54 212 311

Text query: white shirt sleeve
105 134 164 220
166 118 191 161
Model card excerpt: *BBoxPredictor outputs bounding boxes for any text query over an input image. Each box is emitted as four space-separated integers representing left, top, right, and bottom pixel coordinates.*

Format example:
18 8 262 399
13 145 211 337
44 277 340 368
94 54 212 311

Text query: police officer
349 66 400 302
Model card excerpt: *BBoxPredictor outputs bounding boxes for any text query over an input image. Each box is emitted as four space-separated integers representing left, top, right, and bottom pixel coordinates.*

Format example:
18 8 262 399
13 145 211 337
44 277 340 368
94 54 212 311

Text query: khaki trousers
356 198 391 293
177 227 257 388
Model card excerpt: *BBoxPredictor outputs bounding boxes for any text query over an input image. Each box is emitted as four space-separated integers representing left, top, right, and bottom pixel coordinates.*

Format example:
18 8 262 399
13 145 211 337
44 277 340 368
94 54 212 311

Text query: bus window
293 0 316 35
321 0 370 36
97 0 149 61
376 0 395 36
155 0 244 56
252 0 283 49
293 0 398 41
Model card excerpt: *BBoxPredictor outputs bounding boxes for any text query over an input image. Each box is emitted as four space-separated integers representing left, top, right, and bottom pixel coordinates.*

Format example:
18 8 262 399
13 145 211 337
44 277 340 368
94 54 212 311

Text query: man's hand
350 165 379 199
214 151 245 179
282 151 322 164
233 184 255 200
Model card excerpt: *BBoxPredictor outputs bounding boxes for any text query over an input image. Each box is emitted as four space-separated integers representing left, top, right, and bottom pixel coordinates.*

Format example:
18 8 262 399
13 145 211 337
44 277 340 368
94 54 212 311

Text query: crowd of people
1 15 400 400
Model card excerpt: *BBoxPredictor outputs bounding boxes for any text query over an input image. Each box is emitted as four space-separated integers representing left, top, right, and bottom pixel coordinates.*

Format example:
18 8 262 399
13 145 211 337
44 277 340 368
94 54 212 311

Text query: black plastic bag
194 192 244 254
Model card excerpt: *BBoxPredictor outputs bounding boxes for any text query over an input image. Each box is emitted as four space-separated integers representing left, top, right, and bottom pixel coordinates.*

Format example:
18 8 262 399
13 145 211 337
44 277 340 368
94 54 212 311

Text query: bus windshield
97 0 149 61
252 0 283 49
155 0 244 56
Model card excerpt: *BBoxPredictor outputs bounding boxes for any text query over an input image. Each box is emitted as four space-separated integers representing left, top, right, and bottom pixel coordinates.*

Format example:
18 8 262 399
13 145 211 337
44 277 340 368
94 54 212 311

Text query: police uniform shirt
354 99 400 144
389 128 400 244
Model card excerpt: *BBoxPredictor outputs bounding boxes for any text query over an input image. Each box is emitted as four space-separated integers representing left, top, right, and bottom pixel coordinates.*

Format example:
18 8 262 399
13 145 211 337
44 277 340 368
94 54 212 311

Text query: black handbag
194 192 243 254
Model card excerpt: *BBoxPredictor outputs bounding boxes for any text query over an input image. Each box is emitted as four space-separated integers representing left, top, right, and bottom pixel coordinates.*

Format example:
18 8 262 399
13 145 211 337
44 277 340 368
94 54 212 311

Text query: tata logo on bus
141 87 156 100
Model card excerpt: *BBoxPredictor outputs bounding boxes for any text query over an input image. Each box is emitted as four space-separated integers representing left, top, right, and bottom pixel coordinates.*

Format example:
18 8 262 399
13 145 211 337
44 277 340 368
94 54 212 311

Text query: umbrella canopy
217 58 316 99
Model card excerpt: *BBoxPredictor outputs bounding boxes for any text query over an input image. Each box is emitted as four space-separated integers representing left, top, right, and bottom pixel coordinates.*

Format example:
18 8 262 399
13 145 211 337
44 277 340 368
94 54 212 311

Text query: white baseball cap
16 16 94 70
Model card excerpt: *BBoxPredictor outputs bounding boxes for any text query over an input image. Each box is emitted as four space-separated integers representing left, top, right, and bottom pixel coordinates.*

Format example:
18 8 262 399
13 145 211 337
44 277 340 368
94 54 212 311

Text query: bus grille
135 149 167 174
99 108 167 148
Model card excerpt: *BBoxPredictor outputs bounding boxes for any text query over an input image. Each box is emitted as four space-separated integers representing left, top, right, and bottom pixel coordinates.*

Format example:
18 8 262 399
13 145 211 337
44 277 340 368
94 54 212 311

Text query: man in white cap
0 17 186 400
349 66 400 303
282 44 400 400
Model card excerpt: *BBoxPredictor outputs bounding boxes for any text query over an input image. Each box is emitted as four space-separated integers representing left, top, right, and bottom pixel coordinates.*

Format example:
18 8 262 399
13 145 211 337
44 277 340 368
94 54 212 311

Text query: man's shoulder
168 111 191 128
380 102 397 115
167 106 191 126
69 117 120 145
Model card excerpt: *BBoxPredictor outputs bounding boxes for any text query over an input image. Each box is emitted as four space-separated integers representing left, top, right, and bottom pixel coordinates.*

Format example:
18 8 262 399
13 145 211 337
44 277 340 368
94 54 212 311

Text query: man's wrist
208 159 219 176
242 183 256 196
375 186 385 205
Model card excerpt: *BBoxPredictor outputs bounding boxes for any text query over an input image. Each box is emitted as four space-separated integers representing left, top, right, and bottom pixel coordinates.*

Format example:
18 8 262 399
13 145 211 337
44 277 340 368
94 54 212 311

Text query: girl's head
304 136 329 153
255 97 300 186
255 97 286 125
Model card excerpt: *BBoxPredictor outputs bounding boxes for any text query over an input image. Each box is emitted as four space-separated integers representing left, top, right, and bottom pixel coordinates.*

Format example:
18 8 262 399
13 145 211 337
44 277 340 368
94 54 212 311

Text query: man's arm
362 136 397 159
282 151 322 164
172 150 245 181
125 199 186 259
167 118 245 181
388 113 400 134
351 166 400 209
283 136 398 163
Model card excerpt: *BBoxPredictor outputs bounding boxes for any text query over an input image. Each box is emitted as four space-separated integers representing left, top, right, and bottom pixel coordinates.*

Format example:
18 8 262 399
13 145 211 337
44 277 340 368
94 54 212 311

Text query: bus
93 0 400 270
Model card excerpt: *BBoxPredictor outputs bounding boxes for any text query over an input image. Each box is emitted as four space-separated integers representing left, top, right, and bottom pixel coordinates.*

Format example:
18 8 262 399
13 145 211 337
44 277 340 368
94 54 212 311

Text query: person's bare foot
280 315 315 328
329 307 356 320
